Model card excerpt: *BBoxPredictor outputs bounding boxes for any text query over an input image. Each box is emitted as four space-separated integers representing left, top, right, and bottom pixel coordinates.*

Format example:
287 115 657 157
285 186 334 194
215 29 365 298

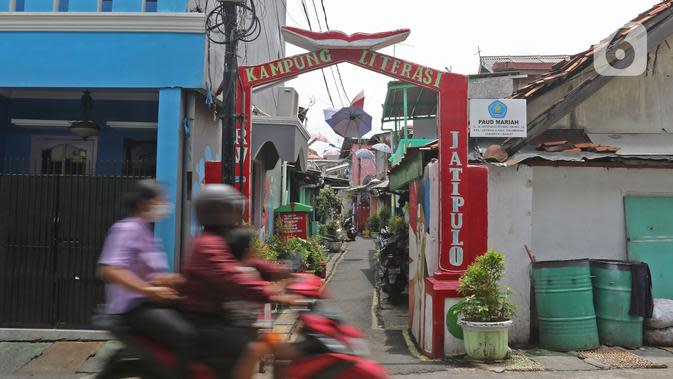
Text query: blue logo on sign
488 100 508 119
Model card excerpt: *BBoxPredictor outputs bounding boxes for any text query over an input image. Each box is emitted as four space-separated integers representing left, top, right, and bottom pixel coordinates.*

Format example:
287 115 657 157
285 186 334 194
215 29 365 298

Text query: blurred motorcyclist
97 179 196 379
179 184 296 379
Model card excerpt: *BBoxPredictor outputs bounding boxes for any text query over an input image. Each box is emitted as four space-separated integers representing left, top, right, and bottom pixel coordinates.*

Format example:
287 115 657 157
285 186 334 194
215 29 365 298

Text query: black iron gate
0 171 149 328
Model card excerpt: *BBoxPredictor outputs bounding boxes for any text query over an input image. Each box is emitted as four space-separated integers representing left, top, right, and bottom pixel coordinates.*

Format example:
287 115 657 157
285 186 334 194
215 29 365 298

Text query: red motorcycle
96 274 388 379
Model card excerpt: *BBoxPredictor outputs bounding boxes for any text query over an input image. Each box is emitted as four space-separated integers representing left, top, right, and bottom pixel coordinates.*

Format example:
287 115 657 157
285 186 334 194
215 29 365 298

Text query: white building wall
488 165 673 344
487 165 533 344
531 166 673 261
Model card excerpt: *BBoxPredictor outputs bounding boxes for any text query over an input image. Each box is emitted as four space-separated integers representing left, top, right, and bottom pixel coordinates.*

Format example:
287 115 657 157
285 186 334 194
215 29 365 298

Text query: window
145 0 157 12
14 0 25 11
58 0 69 11
101 0 112 12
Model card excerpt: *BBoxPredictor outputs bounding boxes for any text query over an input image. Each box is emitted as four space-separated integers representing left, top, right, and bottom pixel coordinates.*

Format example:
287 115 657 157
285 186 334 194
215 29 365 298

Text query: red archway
235 28 488 358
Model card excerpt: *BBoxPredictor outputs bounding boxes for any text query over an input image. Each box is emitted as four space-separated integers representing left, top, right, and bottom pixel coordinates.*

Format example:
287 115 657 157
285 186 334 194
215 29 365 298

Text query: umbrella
372 143 393 154
355 148 375 159
309 132 330 143
327 107 372 138
324 148 341 158
351 90 365 109
323 107 337 122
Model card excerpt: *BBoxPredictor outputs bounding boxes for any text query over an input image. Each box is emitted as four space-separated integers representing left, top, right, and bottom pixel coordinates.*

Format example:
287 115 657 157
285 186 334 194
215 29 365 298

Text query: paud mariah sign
469 99 527 138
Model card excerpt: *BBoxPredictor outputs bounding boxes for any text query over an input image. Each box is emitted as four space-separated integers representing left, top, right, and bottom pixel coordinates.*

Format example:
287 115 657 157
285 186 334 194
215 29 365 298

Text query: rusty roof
479 55 570 73
512 1 673 100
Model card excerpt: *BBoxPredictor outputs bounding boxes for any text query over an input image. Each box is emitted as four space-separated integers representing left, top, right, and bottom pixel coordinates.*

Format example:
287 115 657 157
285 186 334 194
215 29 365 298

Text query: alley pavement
322 237 447 376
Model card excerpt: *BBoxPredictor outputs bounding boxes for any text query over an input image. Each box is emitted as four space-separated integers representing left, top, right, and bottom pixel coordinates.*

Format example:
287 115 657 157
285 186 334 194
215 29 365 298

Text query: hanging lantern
69 90 100 139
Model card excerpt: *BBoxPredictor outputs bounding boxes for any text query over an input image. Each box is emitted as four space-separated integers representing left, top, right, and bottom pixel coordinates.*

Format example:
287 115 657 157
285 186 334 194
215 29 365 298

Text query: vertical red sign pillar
421 76 488 358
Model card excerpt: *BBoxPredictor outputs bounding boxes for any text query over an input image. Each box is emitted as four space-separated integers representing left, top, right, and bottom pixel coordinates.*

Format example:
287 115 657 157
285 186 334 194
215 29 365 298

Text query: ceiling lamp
69 90 99 139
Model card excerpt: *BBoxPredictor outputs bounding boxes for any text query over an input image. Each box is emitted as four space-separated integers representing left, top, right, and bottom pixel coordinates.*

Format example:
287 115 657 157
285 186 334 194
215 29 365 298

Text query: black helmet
193 184 246 227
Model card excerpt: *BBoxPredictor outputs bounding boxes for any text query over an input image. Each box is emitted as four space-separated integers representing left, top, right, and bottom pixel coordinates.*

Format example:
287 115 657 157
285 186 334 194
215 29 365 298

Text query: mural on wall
408 160 440 354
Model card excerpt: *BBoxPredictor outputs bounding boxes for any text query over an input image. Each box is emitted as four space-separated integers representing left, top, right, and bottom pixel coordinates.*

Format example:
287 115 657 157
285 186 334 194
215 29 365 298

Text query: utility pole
221 0 239 185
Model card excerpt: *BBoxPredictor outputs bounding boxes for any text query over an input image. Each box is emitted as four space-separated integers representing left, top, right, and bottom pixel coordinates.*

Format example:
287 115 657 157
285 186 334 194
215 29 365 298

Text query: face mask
146 202 174 222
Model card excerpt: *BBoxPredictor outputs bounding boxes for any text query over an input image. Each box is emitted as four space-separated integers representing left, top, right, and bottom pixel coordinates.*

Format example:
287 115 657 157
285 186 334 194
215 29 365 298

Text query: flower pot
459 320 512 361
326 241 342 253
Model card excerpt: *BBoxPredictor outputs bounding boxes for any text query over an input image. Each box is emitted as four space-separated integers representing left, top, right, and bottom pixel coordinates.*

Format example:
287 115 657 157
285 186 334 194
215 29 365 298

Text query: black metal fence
0 159 153 328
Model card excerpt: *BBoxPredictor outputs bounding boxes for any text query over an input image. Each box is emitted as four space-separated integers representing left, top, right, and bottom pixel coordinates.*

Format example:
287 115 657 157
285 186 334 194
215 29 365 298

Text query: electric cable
318 0 349 102
299 0 335 107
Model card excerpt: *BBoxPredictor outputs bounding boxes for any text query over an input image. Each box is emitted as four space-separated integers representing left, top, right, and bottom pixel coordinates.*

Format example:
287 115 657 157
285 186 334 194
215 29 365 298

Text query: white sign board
469 99 527 138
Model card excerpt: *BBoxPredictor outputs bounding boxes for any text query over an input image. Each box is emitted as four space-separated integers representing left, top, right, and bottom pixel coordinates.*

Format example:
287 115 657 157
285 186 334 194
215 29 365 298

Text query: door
0 174 146 328
625 196 673 299
30 136 97 175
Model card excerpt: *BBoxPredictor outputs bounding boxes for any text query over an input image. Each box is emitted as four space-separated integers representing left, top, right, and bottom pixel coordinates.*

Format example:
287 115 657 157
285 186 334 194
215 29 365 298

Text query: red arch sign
235 28 488 357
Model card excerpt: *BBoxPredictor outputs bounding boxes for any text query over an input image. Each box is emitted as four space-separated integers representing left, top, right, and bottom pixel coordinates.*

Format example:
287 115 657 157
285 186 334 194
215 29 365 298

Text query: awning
381 81 437 123
388 140 438 191
252 116 310 172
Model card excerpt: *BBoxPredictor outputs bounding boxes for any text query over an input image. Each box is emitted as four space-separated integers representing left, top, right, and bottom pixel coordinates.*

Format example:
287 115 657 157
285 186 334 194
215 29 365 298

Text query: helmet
193 184 246 227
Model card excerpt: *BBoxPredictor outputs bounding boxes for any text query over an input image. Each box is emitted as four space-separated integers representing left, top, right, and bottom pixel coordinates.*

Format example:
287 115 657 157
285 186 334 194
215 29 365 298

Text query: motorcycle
376 226 392 251
377 235 408 304
343 217 357 241
95 274 388 379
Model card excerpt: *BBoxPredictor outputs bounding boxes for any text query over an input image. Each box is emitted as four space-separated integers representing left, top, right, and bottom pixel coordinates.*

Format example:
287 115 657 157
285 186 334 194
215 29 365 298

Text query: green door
625 196 673 299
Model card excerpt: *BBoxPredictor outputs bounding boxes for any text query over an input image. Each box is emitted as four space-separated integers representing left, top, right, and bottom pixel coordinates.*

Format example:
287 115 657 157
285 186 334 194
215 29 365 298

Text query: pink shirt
98 217 168 314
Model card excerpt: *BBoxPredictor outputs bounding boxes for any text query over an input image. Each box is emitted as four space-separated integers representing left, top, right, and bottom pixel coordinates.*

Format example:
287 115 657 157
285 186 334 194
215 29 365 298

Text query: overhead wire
318 0 350 103
299 0 335 107
310 0 344 106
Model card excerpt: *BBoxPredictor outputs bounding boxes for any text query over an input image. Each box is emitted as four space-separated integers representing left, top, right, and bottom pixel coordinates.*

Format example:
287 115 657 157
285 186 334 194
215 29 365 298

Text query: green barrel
532 259 599 351
590 260 643 348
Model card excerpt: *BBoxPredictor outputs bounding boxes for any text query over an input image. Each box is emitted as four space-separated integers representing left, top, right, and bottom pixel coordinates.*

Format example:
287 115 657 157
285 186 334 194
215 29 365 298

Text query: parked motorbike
95 274 388 379
343 217 357 241
376 226 392 250
377 234 408 304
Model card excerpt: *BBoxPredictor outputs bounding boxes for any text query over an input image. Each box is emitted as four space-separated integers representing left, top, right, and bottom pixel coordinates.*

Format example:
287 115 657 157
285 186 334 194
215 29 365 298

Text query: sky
281 0 656 149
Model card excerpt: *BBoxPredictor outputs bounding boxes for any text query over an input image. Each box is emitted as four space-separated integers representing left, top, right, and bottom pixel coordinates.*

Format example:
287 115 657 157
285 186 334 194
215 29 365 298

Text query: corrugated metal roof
479 55 570 73
512 1 673 100
588 133 673 156
381 81 437 122
497 132 673 166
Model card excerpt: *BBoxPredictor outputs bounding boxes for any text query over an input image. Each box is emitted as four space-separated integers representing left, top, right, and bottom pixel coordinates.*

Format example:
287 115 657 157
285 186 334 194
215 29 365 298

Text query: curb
0 329 110 342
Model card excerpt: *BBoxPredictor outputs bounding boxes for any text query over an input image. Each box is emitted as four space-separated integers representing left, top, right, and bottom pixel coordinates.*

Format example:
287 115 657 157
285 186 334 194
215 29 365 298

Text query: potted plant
367 215 381 239
457 250 515 361
324 221 342 253
378 207 391 227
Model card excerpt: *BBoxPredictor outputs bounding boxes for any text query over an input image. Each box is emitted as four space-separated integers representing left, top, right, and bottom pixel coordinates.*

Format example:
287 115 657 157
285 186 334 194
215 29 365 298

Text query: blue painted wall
0 0 187 12
155 88 182 270
0 98 157 173
67 0 98 11
157 0 186 12
112 0 143 12
24 0 53 11
0 32 204 88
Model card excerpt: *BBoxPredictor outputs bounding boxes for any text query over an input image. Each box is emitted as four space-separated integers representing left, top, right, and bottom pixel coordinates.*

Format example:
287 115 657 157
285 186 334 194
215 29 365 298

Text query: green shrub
315 186 343 222
326 220 338 237
378 207 391 226
367 214 381 232
251 236 279 261
388 216 407 236
457 250 515 322
261 236 326 274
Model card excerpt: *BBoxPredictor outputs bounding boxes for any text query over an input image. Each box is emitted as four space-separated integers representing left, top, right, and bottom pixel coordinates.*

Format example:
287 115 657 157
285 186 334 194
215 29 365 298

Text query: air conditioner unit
275 87 299 117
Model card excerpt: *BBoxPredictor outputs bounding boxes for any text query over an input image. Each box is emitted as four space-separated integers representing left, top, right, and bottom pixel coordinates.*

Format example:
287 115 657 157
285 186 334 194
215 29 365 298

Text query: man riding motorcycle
178 184 298 379
97 180 197 379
